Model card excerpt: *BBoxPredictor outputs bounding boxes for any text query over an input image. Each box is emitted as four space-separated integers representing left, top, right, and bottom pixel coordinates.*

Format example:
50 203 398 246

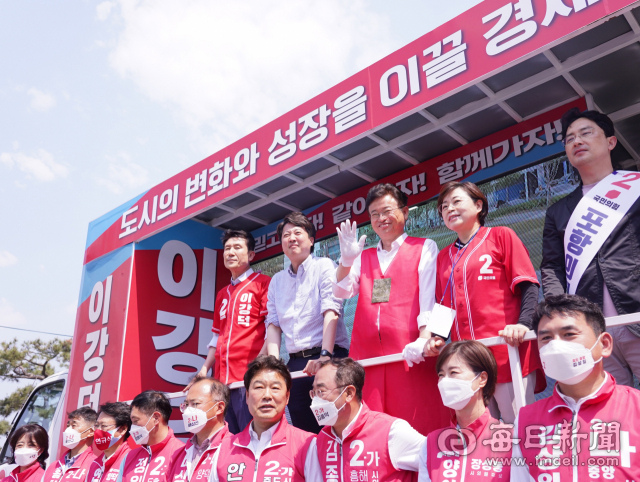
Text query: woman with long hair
1 424 49 482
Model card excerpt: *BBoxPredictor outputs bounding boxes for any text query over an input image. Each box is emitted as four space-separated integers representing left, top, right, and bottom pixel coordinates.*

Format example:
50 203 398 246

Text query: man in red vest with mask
334 183 449 435
512 294 640 482
313 357 424 482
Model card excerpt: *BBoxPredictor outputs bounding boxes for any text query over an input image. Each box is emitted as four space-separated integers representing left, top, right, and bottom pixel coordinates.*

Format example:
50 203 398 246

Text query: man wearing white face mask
42 407 97 482
116 391 184 482
512 294 640 482
167 377 230 482
313 358 425 482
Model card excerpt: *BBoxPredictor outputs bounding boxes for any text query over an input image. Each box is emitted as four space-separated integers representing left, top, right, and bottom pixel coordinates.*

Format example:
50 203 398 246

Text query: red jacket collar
548 373 616 412
103 442 130 472
60 448 94 470
11 463 43 482
450 408 492 440
146 429 176 455
185 423 230 451
320 402 372 441
236 416 289 447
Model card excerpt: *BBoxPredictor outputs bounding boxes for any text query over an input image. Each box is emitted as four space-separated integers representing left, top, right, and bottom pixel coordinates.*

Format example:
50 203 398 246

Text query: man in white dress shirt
266 211 349 433
333 183 449 436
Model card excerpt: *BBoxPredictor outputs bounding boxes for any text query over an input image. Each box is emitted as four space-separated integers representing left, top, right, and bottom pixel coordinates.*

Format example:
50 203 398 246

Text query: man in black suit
541 107 640 387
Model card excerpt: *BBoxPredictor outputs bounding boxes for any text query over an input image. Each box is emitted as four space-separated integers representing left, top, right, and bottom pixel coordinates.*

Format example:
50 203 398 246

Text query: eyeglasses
179 400 220 413
563 127 597 146
93 423 116 431
309 386 346 400
438 198 466 214
370 207 402 221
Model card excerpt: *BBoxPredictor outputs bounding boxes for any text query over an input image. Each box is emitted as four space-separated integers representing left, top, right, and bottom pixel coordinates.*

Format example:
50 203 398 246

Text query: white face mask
539 335 603 385
130 417 156 446
182 404 217 434
310 387 347 426
63 427 91 449
14 448 40 467
438 374 481 410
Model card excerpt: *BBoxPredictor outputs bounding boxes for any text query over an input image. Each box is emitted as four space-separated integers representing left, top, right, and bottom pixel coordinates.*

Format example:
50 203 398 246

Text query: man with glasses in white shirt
266 212 349 433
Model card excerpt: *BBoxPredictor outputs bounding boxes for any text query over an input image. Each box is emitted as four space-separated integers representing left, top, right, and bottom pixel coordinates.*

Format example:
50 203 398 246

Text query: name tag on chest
426 303 456 339
372 278 391 303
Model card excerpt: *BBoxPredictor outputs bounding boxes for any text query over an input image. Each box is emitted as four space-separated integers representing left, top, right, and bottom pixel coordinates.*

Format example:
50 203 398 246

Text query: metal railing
165 313 640 415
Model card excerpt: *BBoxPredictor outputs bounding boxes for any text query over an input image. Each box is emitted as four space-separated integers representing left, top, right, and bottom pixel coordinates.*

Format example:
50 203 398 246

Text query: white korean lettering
483 1 537 56
334 86 367 134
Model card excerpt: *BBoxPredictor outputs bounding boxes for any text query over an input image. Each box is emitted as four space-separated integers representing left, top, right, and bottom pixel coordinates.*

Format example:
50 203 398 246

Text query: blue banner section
136 219 225 251
249 202 327 241
78 244 134 306
85 191 148 249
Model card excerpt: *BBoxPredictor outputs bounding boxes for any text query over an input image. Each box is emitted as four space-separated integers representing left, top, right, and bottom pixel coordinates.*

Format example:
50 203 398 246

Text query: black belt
289 345 342 359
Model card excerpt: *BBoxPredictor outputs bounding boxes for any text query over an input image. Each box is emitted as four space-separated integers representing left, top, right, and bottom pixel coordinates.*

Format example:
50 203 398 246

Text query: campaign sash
564 171 640 294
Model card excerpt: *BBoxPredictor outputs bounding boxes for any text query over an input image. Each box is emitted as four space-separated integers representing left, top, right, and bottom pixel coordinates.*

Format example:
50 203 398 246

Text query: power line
0 325 72 338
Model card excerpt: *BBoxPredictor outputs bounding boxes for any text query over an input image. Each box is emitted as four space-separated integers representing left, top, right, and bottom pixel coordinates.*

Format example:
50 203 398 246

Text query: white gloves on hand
336 220 366 267
402 338 428 367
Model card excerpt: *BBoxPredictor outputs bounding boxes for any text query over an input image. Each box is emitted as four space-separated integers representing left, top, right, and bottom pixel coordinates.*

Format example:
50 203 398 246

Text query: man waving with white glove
333 183 450 436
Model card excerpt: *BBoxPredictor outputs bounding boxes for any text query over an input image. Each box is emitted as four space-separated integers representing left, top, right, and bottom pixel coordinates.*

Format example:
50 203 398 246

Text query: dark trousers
286 346 349 434
225 386 253 434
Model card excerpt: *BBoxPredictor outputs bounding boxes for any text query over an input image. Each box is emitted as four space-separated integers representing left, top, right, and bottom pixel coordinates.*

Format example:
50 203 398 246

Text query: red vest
42 448 97 482
426 409 511 482
215 417 313 482
518 374 640 482
317 403 416 482
119 430 185 482
1 463 44 482
350 237 450 436
167 424 230 482
86 442 131 482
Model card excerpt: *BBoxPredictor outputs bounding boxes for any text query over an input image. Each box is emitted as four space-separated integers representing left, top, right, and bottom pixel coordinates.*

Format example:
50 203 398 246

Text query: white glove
402 338 428 367
336 220 366 267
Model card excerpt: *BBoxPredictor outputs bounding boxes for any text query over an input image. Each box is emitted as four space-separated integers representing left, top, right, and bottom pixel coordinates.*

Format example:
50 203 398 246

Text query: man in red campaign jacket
116 391 184 482
211 356 320 482
187 229 270 434
167 377 231 482
512 294 640 482
42 406 97 482
86 402 132 482
313 358 424 482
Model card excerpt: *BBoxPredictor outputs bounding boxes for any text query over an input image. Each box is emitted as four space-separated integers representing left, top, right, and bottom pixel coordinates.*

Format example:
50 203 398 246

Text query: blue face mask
94 428 121 451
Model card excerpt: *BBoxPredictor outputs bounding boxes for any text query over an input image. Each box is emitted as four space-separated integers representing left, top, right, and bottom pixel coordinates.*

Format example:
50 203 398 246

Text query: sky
0 0 483 401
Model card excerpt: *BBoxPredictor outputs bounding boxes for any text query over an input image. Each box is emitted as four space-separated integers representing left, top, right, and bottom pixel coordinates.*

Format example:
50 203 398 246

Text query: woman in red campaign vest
419 340 512 482
423 181 545 423
1 424 48 482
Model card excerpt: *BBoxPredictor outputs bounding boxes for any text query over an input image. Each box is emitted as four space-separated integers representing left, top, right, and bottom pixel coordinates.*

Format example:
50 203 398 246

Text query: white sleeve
417 438 431 482
417 239 438 329
388 419 426 472
510 416 534 482
208 450 220 482
332 253 361 299
264 276 280 329
304 438 322 482
208 333 219 349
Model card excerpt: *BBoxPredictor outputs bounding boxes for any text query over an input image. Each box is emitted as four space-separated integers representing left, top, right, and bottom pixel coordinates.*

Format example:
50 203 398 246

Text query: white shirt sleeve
332 252 361 300
416 239 439 329
510 416 534 482
417 438 431 482
304 438 322 482
264 276 280 329
388 419 426 472
207 333 219 349
208 449 220 482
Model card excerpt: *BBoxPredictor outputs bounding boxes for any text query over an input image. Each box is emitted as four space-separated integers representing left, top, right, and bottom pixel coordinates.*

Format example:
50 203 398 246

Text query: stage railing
164 312 640 415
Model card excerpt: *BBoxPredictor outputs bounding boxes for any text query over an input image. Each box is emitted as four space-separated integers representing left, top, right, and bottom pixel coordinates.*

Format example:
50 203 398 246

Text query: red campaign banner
252 97 587 262
84 0 636 266
62 252 132 456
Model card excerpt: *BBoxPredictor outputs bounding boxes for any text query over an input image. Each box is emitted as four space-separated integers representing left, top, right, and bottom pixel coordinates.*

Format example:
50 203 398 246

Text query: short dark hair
190 375 231 417
98 402 132 441
435 340 498 407
68 406 97 425
531 294 606 336
276 212 316 253
222 229 255 252
561 108 615 140
10 424 49 469
318 357 365 401
244 355 292 392
437 181 489 226
365 183 408 213
131 391 172 424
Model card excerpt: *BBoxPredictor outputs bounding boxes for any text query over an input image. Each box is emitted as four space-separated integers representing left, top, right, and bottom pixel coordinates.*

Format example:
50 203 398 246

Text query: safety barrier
165 312 640 415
